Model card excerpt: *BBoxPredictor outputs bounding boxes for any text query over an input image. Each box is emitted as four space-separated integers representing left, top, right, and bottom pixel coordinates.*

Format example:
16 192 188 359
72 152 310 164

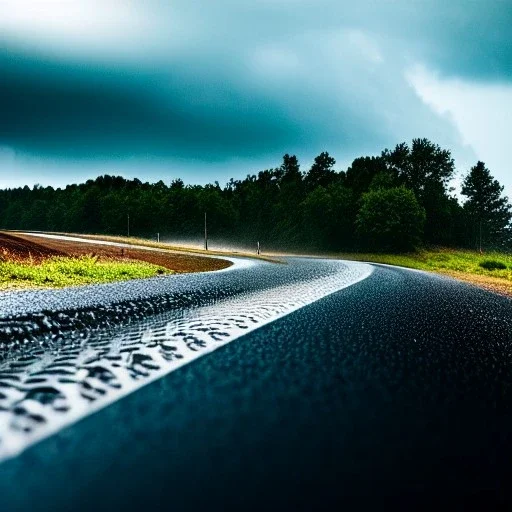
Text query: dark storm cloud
174 0 512 82
0 0 510 185
0 50 301 159
0 39 392 162
371 0 512 82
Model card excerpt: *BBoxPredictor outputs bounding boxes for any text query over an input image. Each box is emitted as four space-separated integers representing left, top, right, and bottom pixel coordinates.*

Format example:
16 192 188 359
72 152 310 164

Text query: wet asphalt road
1 261 512 510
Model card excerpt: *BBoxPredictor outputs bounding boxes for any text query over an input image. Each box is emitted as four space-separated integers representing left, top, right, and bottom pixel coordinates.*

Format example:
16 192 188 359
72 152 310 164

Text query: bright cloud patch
407 65 512 197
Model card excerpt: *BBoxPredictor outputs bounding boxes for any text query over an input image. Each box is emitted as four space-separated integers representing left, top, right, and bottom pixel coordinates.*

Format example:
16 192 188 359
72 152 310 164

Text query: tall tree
382 138 455 243
274 154 304 246
304 152 337 191
461 161 512 250
382 138 455 196
345 156 388 198
279 154 301 184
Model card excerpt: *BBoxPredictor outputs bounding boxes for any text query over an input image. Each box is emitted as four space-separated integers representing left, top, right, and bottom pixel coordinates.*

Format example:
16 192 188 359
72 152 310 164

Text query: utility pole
204 211 208 251
157 232 160 243
257 241 260 255
127 213 130 237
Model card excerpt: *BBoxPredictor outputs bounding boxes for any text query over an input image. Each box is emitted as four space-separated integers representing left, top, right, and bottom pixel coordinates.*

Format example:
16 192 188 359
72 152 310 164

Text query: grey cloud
0 0 508 185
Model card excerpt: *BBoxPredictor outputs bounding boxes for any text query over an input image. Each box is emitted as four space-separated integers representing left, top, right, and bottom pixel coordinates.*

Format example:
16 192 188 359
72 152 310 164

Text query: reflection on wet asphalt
1 259 512 510
0 258 371 460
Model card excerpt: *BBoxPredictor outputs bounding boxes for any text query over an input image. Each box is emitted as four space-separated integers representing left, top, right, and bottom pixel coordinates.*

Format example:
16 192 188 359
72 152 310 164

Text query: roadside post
204 211 208 251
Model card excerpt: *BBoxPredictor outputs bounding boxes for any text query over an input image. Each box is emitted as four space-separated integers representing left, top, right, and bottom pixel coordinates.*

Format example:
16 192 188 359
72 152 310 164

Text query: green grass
0 256 171 289
336 248 512 291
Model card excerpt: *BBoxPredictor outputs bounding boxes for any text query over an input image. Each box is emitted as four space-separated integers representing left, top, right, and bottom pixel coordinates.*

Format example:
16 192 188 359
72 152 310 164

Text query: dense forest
1 139 511 253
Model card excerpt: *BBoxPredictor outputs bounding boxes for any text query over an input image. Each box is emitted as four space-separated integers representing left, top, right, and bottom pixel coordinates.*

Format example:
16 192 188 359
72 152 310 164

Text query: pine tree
461 161 512 251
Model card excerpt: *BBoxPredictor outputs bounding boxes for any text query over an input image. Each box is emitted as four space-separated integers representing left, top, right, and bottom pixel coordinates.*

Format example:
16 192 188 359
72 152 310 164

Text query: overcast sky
1 0 511 196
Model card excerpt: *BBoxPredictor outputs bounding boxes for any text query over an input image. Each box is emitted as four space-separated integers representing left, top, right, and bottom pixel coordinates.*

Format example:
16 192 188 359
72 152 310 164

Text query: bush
356 187 426 252
479 259 507 271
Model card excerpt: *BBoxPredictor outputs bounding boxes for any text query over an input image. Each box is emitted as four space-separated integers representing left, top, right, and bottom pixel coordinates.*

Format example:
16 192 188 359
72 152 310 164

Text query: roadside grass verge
336 248 512 296
0 255 171 289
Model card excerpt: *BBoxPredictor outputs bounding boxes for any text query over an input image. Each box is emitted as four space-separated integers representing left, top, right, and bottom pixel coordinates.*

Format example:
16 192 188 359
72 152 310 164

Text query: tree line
1 138 511 253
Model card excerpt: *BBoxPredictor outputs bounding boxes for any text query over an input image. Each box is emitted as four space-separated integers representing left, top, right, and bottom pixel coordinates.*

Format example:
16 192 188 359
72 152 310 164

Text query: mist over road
1 255 512 509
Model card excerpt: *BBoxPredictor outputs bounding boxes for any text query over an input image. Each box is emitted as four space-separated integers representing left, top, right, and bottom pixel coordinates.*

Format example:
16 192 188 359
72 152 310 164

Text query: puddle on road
0 261 372 461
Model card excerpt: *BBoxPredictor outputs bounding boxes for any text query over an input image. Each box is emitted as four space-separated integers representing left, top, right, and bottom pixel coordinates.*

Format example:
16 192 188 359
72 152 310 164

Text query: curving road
1 254 512 510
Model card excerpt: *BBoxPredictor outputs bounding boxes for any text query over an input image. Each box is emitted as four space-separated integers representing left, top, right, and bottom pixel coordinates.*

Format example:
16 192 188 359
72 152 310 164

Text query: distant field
0 232 231 289
51 232 282 263
337 248 512 297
